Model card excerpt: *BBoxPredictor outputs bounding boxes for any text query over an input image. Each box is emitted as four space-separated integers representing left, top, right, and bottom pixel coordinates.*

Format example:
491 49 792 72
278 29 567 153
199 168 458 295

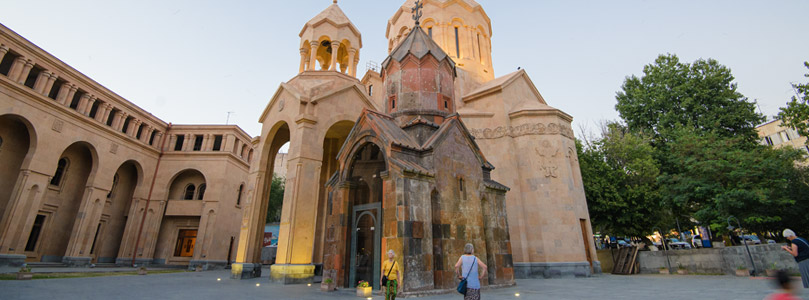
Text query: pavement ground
0 267 806 300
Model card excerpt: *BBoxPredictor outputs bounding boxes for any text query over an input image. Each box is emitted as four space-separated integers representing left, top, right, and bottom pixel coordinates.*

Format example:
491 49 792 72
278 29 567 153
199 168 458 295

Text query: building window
764 136 774 146
193 135 203 151
0 136 3 150
23 65 43 89
173 229 197 257
121 117 132 134
106 109 118 126
368 85 373 96
428 27 433 37
212 135 223 151
459 178 464 192
197 184 206 200
477 33 482 62
48 79 66 100
88 100 102 119
0 51 19 76
50 158 68 186
454 27 460 58
444 99 448 109
69 90 84 110
149 131 158 145
780 131 791 142
236 184 244 206
184 184 196 200
25 215 46 252
136 124 145 140
174 135 185 151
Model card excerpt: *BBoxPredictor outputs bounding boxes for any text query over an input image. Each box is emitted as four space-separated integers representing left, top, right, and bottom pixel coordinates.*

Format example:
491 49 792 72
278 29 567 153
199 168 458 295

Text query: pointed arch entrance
345 143 386 290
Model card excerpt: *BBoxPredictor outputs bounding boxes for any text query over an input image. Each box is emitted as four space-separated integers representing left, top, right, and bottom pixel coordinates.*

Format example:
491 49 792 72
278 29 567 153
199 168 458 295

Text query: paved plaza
1 268 805 300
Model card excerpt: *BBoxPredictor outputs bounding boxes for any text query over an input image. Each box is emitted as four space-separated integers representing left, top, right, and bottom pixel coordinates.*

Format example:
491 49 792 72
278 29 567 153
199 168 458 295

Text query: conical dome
381 26 454 71
297 2 362 76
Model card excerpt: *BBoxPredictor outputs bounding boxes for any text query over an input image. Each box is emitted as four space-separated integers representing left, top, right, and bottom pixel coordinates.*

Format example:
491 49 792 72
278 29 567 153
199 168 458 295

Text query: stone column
0 44 8 63
153 132 164 149
33 70 51 94
63 84 79 107
76 93 92 114
0 170 50 262
347 48 357 76
82 96 97 116
352 52 360 77
201 134 211 151
329 41 340 71
127 119 141 137
299 48 307 73
233 139 242 156
42 73 58 97
168 134 177 151
269 116 324 283
16 59 34 84
113 111 126 131
63 186 108 266
308 41 319 70
141 126 153 143
8 56 28 82
95 103 109 123
55 83 70 105
183 134 193 151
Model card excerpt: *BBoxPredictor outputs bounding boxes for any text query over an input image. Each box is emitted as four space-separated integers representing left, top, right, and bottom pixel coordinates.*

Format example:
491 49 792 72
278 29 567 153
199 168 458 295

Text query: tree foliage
777 61 809 141
266 173 285 223
615 54 764 144
658 127 806 234
578 123 662 236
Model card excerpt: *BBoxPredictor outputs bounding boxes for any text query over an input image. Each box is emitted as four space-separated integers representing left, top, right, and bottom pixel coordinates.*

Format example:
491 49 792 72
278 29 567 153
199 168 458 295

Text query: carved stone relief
469 122 574 140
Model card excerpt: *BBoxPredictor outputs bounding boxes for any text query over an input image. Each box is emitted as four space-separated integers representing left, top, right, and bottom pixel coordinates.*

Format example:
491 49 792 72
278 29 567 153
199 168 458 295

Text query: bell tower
381 1 457 127
298 0 363 76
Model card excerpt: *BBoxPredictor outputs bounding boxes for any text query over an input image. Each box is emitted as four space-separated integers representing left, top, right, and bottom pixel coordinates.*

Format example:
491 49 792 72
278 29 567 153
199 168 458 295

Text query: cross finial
412 0 423 26
333 0 337 4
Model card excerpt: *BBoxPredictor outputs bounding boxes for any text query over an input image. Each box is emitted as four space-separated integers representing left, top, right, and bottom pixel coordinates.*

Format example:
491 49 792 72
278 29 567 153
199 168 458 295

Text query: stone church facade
233 0 599 290
0 24 255 269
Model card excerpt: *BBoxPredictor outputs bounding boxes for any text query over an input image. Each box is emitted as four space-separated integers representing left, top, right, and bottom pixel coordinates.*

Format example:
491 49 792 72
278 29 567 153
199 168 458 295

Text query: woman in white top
454 243 488 300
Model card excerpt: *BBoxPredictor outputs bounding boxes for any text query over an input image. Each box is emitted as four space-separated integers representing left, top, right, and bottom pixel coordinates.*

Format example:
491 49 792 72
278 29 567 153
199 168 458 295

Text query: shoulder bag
382 261 395 287
457 257 476 295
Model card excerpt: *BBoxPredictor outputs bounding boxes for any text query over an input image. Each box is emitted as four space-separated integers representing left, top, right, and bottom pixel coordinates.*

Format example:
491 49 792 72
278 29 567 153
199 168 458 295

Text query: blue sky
2 0 807 138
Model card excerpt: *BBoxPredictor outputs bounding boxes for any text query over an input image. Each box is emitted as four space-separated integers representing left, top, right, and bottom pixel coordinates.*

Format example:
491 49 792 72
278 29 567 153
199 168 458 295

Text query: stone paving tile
0 270 806 300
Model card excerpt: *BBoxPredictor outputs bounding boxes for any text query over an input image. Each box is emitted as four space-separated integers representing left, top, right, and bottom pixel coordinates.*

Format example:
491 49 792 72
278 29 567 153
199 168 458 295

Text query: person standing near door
455 243 488 300
381 250 401 300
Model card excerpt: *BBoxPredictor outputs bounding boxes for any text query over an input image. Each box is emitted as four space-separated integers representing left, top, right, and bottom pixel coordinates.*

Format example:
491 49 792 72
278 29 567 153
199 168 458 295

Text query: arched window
184 184 196 200
368 85 373 96
107 174 120 199
236 184 244 206
197 184 206 200
0 136 3 152
50 158 69 186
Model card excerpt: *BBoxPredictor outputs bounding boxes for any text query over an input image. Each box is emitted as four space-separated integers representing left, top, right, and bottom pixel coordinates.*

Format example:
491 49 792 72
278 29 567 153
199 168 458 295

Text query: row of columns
0 44 164 150
299 41 359 77
166 133 251 160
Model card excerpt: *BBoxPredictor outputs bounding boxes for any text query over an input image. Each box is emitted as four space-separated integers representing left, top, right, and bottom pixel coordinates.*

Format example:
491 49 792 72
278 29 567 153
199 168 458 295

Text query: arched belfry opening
345 143 386 290
297 1 362 76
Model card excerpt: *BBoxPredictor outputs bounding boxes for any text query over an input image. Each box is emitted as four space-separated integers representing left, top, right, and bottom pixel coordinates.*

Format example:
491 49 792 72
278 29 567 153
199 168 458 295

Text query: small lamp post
727 216 757 276
653 227 672 273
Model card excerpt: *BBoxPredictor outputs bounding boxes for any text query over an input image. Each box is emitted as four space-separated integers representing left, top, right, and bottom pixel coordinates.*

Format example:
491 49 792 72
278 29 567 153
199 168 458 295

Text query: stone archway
93 160 141 263
153 169 206 266
0 114 34 227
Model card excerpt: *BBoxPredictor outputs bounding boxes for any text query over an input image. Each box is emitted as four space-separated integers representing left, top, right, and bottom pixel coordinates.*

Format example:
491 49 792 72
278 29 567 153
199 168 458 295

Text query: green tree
578 123 662 236
658 127 806 234
266 173 285 223
777 62 809 141
615 54 764 144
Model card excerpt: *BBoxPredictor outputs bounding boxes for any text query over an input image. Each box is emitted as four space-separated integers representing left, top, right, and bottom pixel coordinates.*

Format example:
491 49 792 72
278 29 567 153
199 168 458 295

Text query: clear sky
2 0 807 138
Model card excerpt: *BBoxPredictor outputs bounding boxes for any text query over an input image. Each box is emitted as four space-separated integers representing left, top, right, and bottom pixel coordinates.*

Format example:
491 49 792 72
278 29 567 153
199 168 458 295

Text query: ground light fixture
256 283 260 287
727 216 757 276
217 278 221 281
307 283 311 286
515 292 521 297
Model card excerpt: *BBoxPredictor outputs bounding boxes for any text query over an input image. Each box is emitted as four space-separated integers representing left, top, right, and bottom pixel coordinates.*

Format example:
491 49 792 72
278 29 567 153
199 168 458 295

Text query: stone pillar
168 134 177 151
55 83 70 105
153 132 164 149
82 96 97 116
233 139 242 156
347 48 357 77
63 84 79 107
202 134 211 151
0 170 50 266
329 41 340 71
183 134 193 151
33 70 51 94
299 48 307 73
42 73 58 96
96 103 110 123
76 94 92 115
270 116 323 284
308 41 319 71
16 59 34 84
112 111 126 131
127 119 141 137
352 52 360 77
0 44 8 63
8 57 30 83
141 126 153 143
63 187 108 266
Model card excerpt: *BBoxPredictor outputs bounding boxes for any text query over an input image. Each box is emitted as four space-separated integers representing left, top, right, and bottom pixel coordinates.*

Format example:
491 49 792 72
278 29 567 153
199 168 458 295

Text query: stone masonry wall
638 244 799 274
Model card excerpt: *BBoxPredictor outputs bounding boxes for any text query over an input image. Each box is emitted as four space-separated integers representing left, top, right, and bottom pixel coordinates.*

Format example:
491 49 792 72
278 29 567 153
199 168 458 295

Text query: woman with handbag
455 243 488 300
381 250 401 300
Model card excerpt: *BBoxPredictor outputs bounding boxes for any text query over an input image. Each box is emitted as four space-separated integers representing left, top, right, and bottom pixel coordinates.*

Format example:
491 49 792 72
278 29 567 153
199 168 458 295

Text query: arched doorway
92 160 140 263
154 169 205 265
314 121 354 268
260 122 290 266
0 114 33 226
346 143 386 289
33 142 95 262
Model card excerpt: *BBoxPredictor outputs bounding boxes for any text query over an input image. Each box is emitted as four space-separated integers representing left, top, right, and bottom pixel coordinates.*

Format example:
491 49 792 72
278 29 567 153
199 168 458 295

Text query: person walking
455 243 488 300
781 229 809 288
765 270 800 300
381 250 400 300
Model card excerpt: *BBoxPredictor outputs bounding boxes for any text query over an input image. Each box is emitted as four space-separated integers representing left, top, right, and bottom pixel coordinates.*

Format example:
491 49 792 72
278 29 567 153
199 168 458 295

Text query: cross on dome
412 0 423 25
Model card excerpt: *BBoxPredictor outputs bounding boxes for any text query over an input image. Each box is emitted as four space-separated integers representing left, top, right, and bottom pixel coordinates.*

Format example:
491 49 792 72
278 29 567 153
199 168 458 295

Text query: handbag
456 257 476 295
382 260 395 287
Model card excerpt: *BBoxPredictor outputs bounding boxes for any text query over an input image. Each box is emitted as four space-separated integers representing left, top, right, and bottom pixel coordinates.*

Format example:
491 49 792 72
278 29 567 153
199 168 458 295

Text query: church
232 0 599 293
0 0 598 292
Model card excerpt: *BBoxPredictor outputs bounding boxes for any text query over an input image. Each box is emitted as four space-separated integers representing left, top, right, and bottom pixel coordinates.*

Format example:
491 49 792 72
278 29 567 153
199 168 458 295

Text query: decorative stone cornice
469 122 574 140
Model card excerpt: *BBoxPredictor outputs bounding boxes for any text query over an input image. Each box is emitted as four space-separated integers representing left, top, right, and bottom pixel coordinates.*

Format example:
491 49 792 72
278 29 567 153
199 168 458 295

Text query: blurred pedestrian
781 229 809 288
764 270 799 300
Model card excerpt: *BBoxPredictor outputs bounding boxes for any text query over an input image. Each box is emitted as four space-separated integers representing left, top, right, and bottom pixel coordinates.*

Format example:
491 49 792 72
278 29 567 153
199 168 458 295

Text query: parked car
667 238 692 249
617 240 632 248
741 235 761 245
